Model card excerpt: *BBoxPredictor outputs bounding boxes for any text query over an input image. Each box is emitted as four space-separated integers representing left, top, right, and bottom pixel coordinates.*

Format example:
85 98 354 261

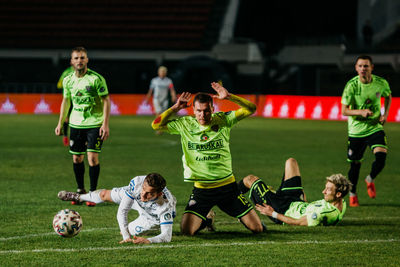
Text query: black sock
89 164 100 192
63 122 69 137
73 162 85 190
196 218 212 233
237 179 249 194
249 179 269 205
348 162 361 194
370 152 386 179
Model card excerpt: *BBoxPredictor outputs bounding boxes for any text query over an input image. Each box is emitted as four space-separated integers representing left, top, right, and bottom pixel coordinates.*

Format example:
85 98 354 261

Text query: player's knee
73 155 84 164
243 174 260 188
285 158 298 169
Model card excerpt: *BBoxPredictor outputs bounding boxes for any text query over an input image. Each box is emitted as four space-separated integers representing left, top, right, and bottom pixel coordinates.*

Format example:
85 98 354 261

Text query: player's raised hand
210 82 230 100
171 92 192 111
132 236 150 244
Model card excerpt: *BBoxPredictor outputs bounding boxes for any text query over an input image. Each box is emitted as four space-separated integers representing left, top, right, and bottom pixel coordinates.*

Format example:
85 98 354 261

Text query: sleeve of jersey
229 94 256 122
341 83 352 105
152 108 182 134
147 210 174 243
382 79 392 97
117 193 135 240
62 79 70 98
96 76 109 96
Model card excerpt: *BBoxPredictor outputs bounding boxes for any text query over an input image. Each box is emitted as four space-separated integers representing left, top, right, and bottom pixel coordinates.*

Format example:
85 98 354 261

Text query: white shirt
117 176 176 243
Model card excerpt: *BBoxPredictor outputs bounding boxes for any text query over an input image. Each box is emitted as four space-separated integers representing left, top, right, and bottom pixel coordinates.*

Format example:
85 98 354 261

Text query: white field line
1 216 399 242
1 239 399 254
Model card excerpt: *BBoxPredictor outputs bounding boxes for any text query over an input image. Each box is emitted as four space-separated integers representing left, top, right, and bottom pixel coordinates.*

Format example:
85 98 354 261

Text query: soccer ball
53 209 83 238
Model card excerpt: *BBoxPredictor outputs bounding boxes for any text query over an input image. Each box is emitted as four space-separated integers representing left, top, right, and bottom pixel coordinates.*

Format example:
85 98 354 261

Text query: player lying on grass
238 158 352 226
58 173 176 243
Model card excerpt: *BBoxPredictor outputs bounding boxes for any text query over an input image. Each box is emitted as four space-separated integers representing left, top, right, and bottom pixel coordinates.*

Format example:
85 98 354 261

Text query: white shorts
153 99 169 114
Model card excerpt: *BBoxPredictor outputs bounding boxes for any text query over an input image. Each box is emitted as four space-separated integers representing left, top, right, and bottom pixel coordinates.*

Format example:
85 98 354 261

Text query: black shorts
69 127 103 154
347 130 387 162
184 182 253 221
264 176 304 217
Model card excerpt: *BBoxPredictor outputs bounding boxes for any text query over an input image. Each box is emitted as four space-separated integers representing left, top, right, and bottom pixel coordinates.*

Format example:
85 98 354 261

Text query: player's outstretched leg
239 174 270 205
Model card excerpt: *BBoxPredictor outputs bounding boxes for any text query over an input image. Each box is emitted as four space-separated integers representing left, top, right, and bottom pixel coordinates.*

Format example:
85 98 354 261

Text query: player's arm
210 82 256 120
255 203 308 226
55 97 71 136
380 94 392 125
117 193 135 243
151 92 192 131
341 104 373 118
145 88 153 103
100 95 110 141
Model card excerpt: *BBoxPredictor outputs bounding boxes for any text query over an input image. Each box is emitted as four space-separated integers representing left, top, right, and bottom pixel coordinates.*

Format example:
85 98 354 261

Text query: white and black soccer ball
53 209 83 238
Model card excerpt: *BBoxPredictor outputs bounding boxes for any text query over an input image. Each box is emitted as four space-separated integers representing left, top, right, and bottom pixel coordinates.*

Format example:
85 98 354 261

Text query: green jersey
284 199 346 226
57 66 74 90
63 69 109 129
166 111 238 183
341 74 391 137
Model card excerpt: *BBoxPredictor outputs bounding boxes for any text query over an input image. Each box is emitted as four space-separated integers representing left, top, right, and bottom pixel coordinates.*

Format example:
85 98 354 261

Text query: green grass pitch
0 114 399 266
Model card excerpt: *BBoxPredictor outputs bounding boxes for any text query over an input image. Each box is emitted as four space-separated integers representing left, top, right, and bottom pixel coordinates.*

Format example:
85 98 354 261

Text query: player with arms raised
152 82 264 235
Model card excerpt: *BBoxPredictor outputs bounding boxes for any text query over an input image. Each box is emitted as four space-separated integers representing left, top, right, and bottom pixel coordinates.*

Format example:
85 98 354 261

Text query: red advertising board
1 93 399 122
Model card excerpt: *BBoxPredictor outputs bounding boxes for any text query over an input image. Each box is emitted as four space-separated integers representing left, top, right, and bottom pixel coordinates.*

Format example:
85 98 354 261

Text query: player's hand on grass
255 203 274 216
119 237 134 244
132 236 150 244
211 82 230 100
172 92 192 111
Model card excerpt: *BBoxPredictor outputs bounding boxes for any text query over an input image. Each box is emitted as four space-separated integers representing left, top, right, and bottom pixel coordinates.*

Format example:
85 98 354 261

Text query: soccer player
151 82 264 235
55 47 111 207
57 65 75 146
238 158 351 226
145 66 177 116
58 173 176 244
341 55 392 207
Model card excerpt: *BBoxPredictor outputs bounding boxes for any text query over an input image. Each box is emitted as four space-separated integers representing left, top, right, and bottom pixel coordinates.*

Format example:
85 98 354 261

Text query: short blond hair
326 174 352 198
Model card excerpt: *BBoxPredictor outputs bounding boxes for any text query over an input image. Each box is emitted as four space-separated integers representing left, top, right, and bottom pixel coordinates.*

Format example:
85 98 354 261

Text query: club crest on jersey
164 213 172 221
86 86 92 92
200 133 209 142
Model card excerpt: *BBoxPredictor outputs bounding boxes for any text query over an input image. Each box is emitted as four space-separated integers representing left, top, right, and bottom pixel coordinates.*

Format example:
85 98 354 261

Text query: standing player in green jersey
238 158 351 226
55 47 111 207
57 65 75 146
341 55 392 207
152 82 264 235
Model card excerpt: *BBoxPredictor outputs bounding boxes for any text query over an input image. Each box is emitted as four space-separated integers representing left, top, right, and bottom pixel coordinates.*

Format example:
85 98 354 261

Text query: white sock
80 190 104 204
365 175 374 183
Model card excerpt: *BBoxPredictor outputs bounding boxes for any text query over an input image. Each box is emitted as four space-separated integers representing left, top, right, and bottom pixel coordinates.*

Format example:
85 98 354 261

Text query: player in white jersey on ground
58 173 176 244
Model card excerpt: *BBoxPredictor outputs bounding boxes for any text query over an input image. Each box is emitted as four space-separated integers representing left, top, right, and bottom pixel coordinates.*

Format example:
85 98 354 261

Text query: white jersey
116 175 176 243
150 76 173 102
